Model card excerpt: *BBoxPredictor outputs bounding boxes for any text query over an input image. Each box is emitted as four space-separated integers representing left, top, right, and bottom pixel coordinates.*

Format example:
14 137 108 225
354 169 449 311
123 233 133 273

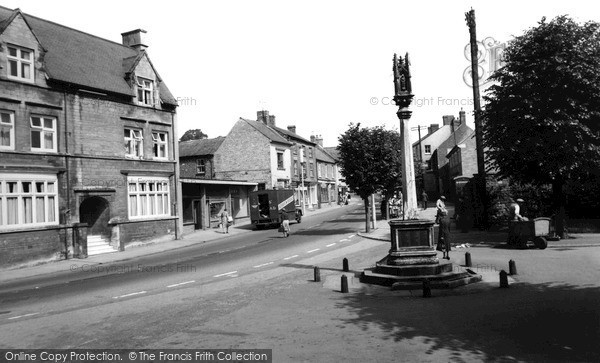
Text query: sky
4 0 600 146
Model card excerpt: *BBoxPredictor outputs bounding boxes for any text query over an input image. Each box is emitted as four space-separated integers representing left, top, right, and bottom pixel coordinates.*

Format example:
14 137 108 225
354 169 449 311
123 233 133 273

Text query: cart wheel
534 236 547 249
296 214 302 224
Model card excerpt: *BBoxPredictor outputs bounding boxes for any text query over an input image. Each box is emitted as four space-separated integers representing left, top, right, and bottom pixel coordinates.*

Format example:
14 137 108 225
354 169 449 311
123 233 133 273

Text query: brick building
312 135 338 207
179 137 256 232
214 115 293 190
0 7 181 266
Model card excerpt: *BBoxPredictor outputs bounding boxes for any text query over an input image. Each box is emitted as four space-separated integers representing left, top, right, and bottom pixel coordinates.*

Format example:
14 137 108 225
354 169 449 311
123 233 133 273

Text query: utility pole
465 8 488 228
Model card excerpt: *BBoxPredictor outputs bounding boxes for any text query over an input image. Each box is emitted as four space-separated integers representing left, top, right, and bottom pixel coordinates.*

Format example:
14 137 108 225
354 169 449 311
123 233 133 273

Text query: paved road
0 202 372 347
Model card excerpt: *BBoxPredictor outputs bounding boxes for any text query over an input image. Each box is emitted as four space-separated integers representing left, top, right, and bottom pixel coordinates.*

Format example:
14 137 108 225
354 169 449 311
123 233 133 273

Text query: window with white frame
425 145 431 154
196 159 206 174
0 111 15 150
293 160 298 176
30 116 56 152
277 150 285 170
309 162 314 178
152 131 168 159
7 45 34 82
0 174 58 229
127 177 170 218
124 128 143 157
136 77 154 106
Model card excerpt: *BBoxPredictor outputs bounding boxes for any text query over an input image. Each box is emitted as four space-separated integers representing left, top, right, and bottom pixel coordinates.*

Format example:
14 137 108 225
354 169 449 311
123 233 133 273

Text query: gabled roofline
240 118 293 146
0 8 47 52
0 5 133 52
124 51 163 83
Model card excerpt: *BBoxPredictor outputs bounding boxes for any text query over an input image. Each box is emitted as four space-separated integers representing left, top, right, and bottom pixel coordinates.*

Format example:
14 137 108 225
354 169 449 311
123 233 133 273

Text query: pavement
0 201 348 285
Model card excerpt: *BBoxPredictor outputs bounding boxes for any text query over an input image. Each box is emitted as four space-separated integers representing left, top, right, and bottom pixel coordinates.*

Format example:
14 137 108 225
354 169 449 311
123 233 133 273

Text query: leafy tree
337 123 402 232
180 129 208 142
482 16 600 237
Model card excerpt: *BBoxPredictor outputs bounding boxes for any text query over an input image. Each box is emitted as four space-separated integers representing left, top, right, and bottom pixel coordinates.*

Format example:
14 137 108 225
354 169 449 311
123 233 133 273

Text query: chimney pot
268 115 276 127
121 29 148 51
288 125 296 134
257 110 269 125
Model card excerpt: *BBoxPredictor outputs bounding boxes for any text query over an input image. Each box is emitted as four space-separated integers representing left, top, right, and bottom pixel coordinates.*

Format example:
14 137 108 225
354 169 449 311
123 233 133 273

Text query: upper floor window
7 45 34 82
0 111 15 150
30 116 56 152
309 162 314 178
424 145 431 154
124 128 143 157
152 131 168 159
277 150 285 170
196 159 206 174
137 78 154 106
293 160 298 176
308 147 313 158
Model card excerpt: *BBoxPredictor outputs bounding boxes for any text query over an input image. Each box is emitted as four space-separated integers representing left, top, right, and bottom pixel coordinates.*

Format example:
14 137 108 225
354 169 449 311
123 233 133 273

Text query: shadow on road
334 281 600 361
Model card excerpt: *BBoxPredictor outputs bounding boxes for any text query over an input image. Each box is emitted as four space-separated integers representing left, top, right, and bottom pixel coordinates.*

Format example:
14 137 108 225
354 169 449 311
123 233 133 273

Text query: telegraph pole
465 8 488 228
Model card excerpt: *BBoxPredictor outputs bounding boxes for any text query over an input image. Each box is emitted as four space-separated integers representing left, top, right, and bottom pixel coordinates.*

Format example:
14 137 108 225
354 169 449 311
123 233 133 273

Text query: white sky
4 0 600 146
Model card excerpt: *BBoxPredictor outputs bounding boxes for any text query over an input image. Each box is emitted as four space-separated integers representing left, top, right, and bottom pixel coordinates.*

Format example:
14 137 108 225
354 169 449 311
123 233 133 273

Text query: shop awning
180 178 257 186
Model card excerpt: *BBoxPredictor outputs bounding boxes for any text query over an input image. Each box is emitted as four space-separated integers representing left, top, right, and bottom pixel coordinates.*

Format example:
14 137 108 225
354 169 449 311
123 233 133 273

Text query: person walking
421 190 429 210
436 209 452 259
435 195 447 224
220 208 230 234
279 209 290 238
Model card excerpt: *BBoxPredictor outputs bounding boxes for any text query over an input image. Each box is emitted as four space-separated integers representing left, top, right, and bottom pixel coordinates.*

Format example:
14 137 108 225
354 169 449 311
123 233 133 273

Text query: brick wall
0 227 67 267
118 218 176 247
214 119 273 187
180 156 214 179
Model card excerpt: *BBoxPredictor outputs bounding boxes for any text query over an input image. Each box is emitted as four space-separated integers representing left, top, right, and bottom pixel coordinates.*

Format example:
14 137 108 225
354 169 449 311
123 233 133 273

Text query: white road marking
167 280 195 288
8 313 39 320
349 234 355 238
326 243 336 247
113 291 147 299
340 238 349 242
253 262 274 268
214 271 238 277
307 249 320 253
283 255 299 260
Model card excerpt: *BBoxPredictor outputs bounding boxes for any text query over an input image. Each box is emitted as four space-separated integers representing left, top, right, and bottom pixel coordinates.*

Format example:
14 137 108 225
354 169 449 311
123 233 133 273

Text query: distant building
0 7 181 266
214 115 293 190
179 137 256 232
312 135 338 207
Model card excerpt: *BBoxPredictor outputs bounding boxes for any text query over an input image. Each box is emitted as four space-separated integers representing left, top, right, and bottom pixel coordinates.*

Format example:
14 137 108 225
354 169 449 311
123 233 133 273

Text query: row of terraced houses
0 7 347 267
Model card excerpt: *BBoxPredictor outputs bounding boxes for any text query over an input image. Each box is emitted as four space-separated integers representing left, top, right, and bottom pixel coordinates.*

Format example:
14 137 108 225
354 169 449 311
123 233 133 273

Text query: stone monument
360 53 481 290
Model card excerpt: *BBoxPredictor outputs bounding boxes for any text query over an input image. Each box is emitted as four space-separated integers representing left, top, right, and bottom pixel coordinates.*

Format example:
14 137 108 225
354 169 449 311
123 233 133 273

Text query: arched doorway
79 196 111 237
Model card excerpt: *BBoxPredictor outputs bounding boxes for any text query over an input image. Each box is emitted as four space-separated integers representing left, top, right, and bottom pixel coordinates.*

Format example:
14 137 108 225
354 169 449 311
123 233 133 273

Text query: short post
499 270 509 288
422 279 432 298
343 258 349 272
313 266 321 282
341 275 349 293
465 252 472 267
509 259 517 275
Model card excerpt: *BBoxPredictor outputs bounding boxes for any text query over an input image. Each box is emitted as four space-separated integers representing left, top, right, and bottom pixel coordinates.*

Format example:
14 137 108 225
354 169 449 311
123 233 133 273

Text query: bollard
499 270 509 288
509 259 517 275
422 279 432 298
465 252 472 267
343 258 349 272
314 266 321 282
341 275 349 293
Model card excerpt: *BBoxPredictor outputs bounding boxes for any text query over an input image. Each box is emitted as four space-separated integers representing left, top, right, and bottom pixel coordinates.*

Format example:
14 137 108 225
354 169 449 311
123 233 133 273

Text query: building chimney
316 135 323 147
257 110 269 125
121 29 148 51
442 115 455 126
287 125 296 134
310 135 316 143
268 115 276 127
428 123 439 135
459 108 466 126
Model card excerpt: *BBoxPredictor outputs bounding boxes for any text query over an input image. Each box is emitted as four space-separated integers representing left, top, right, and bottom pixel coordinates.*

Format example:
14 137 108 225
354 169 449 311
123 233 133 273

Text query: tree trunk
552 179 566 238
364 198 371 233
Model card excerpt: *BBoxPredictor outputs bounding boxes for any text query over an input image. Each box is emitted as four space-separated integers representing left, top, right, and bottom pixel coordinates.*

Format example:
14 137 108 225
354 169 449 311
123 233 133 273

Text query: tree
482 16 600 237
180 129 208 142
337 123 402 232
